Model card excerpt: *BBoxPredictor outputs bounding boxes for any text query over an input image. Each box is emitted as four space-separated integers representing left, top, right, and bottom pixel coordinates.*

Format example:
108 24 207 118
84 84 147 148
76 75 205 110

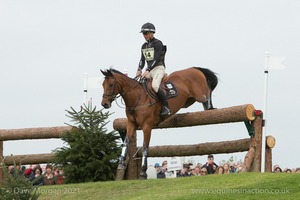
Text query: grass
37 173 300 200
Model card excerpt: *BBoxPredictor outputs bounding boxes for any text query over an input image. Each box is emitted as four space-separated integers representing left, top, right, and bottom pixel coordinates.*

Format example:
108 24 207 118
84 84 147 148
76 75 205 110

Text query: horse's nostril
102 103 110 109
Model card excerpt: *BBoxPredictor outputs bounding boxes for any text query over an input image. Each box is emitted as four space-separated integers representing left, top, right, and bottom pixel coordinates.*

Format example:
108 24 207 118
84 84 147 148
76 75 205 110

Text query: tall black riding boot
156 88 171 116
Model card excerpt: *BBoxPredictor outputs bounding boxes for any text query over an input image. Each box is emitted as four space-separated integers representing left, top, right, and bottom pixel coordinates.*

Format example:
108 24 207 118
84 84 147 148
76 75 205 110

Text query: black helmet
140 22 155 33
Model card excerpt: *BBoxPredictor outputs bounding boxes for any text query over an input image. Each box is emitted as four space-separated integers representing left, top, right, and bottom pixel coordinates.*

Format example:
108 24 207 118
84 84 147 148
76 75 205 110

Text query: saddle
142 74 178 100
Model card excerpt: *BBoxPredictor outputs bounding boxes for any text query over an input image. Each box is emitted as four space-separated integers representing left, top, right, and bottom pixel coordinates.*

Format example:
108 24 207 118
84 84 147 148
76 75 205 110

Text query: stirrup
161 107 171 116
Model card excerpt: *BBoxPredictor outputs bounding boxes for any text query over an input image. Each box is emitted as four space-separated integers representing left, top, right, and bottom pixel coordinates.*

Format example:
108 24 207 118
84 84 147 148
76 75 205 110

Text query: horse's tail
194 67 218 91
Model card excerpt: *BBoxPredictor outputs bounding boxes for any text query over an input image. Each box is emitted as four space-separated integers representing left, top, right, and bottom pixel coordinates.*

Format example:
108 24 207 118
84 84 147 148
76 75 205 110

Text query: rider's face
142 32 154 41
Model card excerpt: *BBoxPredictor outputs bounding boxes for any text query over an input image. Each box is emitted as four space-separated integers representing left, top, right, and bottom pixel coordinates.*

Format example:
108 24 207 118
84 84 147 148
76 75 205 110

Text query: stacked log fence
0 104 276 182
113 104 276 180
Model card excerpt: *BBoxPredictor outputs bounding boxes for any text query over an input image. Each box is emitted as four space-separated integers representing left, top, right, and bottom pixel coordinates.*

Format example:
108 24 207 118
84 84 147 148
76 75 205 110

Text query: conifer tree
54 105 120 183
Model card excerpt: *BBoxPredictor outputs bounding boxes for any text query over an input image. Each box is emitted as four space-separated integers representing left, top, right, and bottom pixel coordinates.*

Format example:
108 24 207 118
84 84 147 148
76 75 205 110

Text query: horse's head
100 69 120 109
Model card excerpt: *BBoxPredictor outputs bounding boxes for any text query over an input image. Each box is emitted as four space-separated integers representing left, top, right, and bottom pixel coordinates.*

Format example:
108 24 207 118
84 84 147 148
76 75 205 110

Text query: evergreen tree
54 105 121 183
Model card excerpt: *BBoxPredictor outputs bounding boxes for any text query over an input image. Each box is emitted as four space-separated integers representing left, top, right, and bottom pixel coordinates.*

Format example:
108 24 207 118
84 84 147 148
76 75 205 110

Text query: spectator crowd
152 154 300 178
7 154 300 183
7 164 64 185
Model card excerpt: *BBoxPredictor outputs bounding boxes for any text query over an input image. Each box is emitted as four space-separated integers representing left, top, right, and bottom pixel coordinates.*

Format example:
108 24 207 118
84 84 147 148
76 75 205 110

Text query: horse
100 67 218 179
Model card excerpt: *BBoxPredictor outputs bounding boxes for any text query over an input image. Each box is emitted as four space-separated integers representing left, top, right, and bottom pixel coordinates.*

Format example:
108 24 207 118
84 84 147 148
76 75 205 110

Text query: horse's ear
100 69 106 76
107 69 113 76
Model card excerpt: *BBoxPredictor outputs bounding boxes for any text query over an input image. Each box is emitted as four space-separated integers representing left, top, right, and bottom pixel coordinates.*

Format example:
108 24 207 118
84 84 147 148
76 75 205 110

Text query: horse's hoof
118 164 126 170
139 173 148 180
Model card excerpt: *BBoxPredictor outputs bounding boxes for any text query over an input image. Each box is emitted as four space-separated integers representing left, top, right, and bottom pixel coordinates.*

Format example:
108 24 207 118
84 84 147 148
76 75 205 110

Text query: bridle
102 76 140 103
102 77 119 102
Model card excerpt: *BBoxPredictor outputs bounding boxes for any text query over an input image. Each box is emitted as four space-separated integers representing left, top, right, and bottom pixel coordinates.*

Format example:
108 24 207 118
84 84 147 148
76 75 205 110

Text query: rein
103 75 158 111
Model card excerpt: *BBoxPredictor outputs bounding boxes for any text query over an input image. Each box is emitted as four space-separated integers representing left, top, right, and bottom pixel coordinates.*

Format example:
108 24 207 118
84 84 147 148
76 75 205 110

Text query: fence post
0 141 3 185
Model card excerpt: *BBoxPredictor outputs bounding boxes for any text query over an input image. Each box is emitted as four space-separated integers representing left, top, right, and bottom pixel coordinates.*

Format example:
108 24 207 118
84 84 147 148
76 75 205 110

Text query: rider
136 22 171 116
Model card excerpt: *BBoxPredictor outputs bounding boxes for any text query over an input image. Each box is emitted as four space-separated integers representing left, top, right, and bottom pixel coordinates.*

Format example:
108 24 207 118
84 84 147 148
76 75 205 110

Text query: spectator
10 165 23 177
43 164 56 185
215 166 224 174
274 166 282 173
54 167 64 184
29 167 44 186
25 165 33 178
192 167 201 176
201 154 218 174
273 164 280 172
41 164 46 174
229 162 236 173
8 165 14 175
177 164 190 177
161 160 168 172
285 169 292 173
196 163 202 169
200 168 208 176
155 163 166 179
223 163 230 174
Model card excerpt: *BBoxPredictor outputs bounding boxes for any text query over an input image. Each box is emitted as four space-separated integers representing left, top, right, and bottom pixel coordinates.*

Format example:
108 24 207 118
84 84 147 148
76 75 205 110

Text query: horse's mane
109 68 124 75
105 68 137 82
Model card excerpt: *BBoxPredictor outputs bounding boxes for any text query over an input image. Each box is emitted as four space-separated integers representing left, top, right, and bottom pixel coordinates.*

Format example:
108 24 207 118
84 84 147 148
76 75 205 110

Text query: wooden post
249 115 263 172
242 147 255 172
125 131 138 180
265 135 276 172
0 141 3 185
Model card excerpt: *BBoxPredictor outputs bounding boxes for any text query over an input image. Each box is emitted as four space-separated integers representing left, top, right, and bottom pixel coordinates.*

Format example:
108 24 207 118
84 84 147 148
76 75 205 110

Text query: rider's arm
146 40 163 71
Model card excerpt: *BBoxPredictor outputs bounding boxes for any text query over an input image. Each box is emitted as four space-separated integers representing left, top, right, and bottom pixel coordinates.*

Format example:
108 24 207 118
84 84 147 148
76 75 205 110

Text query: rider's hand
142 70 150 78
136 70 142 77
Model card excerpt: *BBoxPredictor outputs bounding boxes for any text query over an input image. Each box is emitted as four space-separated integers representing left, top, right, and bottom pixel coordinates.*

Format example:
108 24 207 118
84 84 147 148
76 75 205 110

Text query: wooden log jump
0 126 76 182
113 104 275 180
0 104 276 182
0 126 76 141
136 138 251 157
3 153 56 166
113 104 256 131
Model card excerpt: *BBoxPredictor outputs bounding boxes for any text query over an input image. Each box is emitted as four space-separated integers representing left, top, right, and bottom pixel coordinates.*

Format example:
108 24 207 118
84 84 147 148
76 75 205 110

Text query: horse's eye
109 83 114 87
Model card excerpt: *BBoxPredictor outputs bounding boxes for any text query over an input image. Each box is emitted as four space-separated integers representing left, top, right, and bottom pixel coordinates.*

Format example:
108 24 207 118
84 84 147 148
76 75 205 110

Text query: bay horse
101 67 218 179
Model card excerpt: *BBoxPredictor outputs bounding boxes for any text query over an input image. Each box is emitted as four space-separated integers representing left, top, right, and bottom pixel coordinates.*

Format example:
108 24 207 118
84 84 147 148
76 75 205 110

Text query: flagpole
261 52 269 173
83 73 88 105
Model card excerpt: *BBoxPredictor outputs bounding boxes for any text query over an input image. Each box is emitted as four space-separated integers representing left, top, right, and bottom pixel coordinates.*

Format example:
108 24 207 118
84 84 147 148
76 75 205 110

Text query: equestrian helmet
140 22 155 33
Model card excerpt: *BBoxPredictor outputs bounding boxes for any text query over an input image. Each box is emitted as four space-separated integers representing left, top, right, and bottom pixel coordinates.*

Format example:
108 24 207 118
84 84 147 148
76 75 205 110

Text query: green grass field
37 173 300 200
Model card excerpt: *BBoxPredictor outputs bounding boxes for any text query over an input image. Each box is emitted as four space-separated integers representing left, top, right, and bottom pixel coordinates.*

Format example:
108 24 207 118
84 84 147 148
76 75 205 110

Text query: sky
1 0 300 170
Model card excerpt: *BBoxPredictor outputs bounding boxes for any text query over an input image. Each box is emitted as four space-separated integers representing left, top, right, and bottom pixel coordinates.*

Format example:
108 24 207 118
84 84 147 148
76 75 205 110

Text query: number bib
142 47 154 61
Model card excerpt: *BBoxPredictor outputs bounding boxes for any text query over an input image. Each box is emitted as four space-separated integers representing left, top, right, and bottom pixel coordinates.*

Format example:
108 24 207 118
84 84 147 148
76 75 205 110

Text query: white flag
83 73 102 89
87 77 102 89
268 56 286 70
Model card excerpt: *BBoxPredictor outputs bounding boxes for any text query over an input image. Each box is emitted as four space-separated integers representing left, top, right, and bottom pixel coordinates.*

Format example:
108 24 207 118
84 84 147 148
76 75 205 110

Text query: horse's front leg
118 121 137 169
118 136 129 169
140 126 152 179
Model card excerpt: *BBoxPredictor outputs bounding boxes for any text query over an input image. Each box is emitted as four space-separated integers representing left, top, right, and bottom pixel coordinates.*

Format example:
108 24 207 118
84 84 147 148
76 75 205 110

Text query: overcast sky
1 0 300 170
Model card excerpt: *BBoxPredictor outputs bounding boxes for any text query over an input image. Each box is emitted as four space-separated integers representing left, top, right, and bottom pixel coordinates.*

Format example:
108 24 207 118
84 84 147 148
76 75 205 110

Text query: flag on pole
268 56 286 70
86 77 102 89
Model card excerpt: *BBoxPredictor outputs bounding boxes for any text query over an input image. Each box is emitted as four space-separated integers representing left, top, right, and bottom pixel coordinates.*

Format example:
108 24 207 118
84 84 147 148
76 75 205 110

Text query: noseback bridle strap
102 77 119 100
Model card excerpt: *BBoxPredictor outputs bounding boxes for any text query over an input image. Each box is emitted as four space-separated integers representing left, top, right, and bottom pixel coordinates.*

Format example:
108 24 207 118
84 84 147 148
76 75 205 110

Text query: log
249 115 263 172
265 148 273 172
3 153 56 165
137 138 250 157
113 104 256 131
0 126 77 141
266 135 276 149
242 147 255 172
0 141 3 184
